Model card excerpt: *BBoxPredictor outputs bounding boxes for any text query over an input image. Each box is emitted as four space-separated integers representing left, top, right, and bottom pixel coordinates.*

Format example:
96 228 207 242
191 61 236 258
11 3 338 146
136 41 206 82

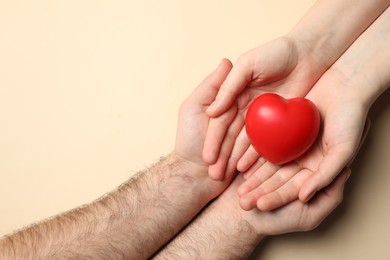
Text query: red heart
245 93 320 165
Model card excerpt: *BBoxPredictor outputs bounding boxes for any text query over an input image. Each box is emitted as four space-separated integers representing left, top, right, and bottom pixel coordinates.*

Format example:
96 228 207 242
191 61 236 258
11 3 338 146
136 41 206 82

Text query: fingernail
305 190 316 202
207 101 217 113
345 171 352 182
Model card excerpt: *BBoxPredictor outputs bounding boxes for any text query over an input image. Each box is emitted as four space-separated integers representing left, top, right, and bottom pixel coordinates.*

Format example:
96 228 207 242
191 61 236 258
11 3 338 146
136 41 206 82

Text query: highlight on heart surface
245 93 320 165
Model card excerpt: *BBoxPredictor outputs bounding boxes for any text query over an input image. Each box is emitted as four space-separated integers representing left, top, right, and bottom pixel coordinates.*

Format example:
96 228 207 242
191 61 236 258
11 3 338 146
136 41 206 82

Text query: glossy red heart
245 93 320 165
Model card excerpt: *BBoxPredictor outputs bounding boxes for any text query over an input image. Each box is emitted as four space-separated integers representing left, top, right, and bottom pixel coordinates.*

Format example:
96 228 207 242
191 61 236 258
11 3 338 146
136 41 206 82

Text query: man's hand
175 58 233 170
155 166 350 259
173 58 234 198
0 59 235 259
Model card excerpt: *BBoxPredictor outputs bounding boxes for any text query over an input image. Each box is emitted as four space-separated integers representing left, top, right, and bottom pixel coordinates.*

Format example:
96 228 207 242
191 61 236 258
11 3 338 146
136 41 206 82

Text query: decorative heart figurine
245 93 320 165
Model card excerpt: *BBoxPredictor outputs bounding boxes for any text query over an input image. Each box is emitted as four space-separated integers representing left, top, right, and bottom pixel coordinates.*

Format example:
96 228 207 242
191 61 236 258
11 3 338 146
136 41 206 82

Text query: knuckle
236 53 250 65
178 101 189 116
217 116 232 127
219 85 236 99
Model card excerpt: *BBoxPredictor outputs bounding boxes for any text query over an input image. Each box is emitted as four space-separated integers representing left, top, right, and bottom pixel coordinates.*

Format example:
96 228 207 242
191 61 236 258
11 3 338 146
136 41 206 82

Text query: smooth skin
203 0 390 205
238 5 390 211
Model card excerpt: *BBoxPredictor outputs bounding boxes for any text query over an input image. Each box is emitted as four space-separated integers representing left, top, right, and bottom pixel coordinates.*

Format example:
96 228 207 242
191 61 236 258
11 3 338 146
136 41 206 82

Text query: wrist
210 196 265 247
155 188 264 259
287 0 390 75
169 152 207 177
327 61 387 109
349 74 386 108
286 29 333 73
214 184 266 240
168 153 230 202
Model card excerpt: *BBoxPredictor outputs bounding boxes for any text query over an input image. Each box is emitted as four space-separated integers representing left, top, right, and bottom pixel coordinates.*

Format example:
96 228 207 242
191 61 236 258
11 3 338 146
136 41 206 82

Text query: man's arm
155 169 350 259
0 59 234 259
0 156 209 259
153 186 262 259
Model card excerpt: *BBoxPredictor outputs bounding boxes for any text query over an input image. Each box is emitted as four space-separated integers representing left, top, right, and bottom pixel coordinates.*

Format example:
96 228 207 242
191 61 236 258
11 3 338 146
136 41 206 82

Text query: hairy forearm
0 155 216 259
289 0 390 69
154 197 263 260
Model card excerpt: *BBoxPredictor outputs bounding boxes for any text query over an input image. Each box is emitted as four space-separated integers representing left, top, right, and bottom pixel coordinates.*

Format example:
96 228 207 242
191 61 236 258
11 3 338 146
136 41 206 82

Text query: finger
320 167 351 199
299 145 354 202
206 55 253 117
208 112 245 180
257 168 312 211
299 118 371 202
231 127 251 165
224 127 251 176
239 163 300 211
238 192 258 211
237 146 260 173
302 168 350 231
242 156 266 180
192 58 233 104
237 161 280 196
203 105 237 164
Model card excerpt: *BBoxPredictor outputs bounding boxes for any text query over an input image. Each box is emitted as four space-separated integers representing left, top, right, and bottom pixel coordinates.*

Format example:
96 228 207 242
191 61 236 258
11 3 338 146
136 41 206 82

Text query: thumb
299 118 370 202
206 38 299 117
206 55 254 117
303 167 351 231
192 58 233 103
299 145 354 202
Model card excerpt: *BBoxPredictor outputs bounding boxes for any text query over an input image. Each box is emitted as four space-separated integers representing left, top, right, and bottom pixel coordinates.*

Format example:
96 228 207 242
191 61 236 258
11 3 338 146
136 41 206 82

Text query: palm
175 60 234 171
175 97 214 171
238 71 368 211
174 59 235 197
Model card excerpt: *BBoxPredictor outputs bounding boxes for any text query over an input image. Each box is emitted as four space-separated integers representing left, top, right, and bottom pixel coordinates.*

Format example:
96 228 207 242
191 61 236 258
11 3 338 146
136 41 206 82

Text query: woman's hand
237 69 370 210
203 36 324 181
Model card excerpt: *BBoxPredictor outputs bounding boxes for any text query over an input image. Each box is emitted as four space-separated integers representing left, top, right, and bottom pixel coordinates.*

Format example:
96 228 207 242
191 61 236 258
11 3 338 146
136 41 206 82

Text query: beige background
1 1 389 259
